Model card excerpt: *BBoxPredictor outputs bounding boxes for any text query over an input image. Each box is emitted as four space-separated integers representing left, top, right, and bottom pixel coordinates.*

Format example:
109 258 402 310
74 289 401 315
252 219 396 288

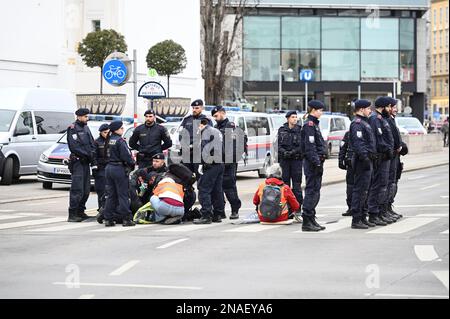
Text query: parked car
0 88 77 185
317 113 351 158
395 116 427 135
37 117 134 189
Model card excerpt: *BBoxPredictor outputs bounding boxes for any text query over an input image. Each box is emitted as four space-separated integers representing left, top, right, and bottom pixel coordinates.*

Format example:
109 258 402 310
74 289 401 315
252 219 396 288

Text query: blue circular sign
300 69 314 82
103 59 127 85
433 111 441 119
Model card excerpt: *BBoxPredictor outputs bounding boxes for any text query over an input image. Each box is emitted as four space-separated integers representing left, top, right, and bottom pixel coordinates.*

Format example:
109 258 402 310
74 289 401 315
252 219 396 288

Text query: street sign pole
133 49 138 127
279 65 282 111
305 81 308 113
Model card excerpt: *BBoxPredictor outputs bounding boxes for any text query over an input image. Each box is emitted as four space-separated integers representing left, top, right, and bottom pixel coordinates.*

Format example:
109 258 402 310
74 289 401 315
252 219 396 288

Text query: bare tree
200 0 259 105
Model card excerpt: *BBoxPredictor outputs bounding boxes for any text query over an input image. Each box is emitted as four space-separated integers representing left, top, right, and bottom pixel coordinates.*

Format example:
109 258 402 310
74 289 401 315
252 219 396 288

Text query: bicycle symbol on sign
104 65 126 80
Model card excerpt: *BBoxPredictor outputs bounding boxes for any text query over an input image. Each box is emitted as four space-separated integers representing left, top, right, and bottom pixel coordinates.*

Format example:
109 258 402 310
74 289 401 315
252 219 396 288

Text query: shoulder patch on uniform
355 119 361 123
377 114 382 120
308 121 314 126
357 131 362 138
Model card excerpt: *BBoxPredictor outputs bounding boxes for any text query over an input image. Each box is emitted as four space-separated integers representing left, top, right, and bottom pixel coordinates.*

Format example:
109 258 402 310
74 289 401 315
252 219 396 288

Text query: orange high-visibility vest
153 179 184 203
256 182 289 218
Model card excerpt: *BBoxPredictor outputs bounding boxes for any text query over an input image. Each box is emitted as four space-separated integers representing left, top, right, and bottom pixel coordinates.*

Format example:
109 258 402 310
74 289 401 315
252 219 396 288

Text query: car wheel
42 182 53 189
0 157 14 186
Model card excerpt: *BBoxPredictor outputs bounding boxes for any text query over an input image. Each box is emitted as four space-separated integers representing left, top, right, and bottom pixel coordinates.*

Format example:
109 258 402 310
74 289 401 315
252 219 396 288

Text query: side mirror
14 128 31 136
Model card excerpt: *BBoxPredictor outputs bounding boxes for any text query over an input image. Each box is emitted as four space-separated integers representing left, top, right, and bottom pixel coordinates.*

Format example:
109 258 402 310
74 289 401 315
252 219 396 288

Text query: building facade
430 0 449 119
233 0 429 121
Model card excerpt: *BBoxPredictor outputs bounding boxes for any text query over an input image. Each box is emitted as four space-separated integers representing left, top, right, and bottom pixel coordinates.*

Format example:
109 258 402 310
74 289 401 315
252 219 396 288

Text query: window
434 55 437 74
34 112 74 135
434 9 437 25
282 17 320 49
244 17 280 49
361 51 399 79
433 31 437 49
0 110 16 132
440 54 443 72
322 50 360 81
446 30 449 48
322 17 359 49
440 8 443 25
331 118 346 132
439 80 443 97
361 18 398 50
282 50 321 81
446 53 449 71
92 20 101 32
400 51 415 82
440 30 443 48
243 49 279 81
15 111 33 136
400 19 414 50
245 117 270 137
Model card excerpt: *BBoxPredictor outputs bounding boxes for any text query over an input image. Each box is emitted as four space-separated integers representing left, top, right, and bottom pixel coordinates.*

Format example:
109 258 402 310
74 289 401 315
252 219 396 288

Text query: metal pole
305 81 308 113
393 80 396 99
133 49 138 128
279 65 282 111
358 84 361 99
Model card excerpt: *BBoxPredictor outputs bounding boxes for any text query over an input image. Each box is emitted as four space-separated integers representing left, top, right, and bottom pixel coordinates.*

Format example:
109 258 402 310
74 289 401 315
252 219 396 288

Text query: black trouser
68 160 91 215
345 167 355 211
198 164 225 219
94 167 106 210
181 152 200 181
351 158 373 220
280 158 303 205
223 163 241 214
104 164 132 221
368 158 390 216
302 160 322 217
387 154 399 206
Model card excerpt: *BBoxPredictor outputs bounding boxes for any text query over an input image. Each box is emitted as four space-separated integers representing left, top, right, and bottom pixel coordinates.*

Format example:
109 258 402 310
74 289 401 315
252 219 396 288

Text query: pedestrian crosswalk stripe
294 217 352 234
0 210 15 213
414 245 440 262
156 223 221 232
0 215 28 221
432 271 449 290
367 217 439 234
441 229 449 234
92 224 157 232
0 217 66 230
224 224 284 233
28 222 99 232
415 213 448 217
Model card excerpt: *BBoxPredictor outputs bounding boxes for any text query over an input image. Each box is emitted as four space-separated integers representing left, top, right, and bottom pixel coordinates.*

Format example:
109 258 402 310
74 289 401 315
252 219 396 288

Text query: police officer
348 100 378 229
193 118 225 224
338 130 354 217
103 120 136 227
129 110 172 169
67 108 96 222
178 99 213 178
367 97 397 226
301 100 327 232
386 98 406 219
93 123 110 211
278 110 303 210
212 105 245 220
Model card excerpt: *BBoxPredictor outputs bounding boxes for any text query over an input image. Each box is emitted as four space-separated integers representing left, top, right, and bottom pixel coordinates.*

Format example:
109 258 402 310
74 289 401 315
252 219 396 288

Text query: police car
37 115 135 189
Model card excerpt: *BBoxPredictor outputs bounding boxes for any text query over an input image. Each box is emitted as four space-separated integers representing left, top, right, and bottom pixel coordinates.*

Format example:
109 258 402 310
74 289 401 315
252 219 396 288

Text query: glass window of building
361 51 399 79
433 55 437 74
244 17 280 49
243 49 280 81
281 50 321 81
400 51 415 82
361 18 399 50
446 30 449 47
440 54 443 72
440 8 443 25
433 31 437 49
282 17 320 49
322 50 360 81
322 17 359 49
440 30 443 48
400 19 414 50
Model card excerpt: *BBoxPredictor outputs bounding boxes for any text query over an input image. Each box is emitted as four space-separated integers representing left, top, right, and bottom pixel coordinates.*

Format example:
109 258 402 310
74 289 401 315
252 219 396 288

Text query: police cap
308 100 325 110
285 110 297 118
75 108 90 116
375 96 391 108
191 99 204 107
211 105 225 117
109 120 123 132
354 99 372 110
144 109 155 116
98 123 110 132
388 97 398 106
152 153 165 160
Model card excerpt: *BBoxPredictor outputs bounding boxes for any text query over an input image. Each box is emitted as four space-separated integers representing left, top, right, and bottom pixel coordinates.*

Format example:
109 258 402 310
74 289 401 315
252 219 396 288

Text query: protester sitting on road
253 164 301 224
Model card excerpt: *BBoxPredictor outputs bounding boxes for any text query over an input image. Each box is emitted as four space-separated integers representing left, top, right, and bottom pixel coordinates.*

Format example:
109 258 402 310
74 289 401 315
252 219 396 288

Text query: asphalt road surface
0 165 448 299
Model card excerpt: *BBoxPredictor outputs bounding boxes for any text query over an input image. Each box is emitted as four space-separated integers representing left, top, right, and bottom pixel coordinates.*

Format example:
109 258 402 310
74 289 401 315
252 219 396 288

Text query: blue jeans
150 196 184 222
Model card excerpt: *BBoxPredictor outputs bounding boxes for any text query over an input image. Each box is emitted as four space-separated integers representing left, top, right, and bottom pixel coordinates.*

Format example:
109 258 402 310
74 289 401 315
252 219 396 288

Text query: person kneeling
253 164 300 224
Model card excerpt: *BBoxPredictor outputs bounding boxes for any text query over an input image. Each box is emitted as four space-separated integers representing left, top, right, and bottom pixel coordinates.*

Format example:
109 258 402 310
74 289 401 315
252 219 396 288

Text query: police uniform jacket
129 122 172 157
199 125 223 165
94 136 108 168
349 115 377 161
368 111 394 156
301 115 326 166
339 131 354 164
67 120 95 163
179 114 213 146
215 118 246 164
108 133 135 168
386 115 402 151
278 122 302 160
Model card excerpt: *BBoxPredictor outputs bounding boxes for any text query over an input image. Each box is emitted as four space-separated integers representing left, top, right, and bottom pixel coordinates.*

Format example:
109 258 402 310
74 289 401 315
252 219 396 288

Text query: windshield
58 122 104 144
0 110 16 132
396 117 423 130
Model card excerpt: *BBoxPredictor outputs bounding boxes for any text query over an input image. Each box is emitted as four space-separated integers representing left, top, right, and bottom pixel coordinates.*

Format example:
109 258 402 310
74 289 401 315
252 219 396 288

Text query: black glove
385 150 395 160
361 157 372 171
283 151 293 159
345 159 353 170
338 161 347 170
399 143 409 156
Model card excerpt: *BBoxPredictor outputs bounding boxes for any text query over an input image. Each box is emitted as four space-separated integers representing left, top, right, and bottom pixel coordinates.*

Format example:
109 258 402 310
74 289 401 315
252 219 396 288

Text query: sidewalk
322 148 449 186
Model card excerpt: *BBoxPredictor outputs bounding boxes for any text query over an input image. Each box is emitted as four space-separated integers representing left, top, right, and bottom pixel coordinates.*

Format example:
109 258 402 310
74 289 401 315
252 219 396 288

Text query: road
0 165 448 299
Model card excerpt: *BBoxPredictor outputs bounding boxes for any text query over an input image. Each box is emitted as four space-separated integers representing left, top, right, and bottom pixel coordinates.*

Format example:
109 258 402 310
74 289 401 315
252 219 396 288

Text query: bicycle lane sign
103 59 128 85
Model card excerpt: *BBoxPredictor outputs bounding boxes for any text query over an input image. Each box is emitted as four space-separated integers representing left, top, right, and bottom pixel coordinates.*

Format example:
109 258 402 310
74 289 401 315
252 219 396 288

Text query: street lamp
279 66 294 111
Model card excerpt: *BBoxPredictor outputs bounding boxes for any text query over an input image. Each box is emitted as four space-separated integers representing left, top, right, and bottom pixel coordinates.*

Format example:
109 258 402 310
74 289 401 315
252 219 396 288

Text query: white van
0 88 76 185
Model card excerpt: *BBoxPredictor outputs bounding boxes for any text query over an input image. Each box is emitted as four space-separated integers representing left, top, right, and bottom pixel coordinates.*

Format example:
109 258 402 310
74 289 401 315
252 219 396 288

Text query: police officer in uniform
129 110 172 169
349 100 378 229
193 118 225 224
211 106 245 220
338 130 354 217
301 100 327 232
178 99 212 178
278 110 303 210
367 97 397 226
103 120 136 227
93 123 110 211
67 108 96 222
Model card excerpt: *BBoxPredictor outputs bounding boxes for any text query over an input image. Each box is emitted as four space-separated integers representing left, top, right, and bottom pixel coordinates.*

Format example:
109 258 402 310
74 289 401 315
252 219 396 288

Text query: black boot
342 209 352 217
230 211 239 220
68 209 83 222
312 216 326 230
369 215 387 226
380 212 394 224
302 215 321 232
104 220 115 227
362 215 376 227
122 219 136 227
388 204 403 218
193 216 212 224
212 215 222 223
96 211 104 224
351 218 369 229
77 210 91 221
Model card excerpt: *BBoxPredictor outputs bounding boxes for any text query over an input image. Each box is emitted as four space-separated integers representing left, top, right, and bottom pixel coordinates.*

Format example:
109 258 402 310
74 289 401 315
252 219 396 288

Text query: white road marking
0 213 45 221
78 294 95 299
0 210 15 213
0 217 66 230
157 238 189 249
441 229 449 234
317 204 449 209
53 282 202 290
224 224 284 233
109 260 140 276
407 175 426 181
365 293 449 299
156 223 220 232
92 224 156 232
414 245 440 262
420 183 441 191
25 201 58 206
367 217 439 234
28 223 98 232
432 271 449 290
441 196 449 199
296 217 352 234
414 213 448 217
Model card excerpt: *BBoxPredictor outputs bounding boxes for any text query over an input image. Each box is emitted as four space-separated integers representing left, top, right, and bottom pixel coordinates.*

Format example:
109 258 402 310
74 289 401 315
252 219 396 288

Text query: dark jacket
349 115 377 160
368 111 394 156
199 125 223 165
94 136 108 168
129 122 172 158
67 120 96 164
338 131 353 169
301 115 327 166
107 133 135 168
179 114 213 146
215 118 247 164
278 122 302 160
